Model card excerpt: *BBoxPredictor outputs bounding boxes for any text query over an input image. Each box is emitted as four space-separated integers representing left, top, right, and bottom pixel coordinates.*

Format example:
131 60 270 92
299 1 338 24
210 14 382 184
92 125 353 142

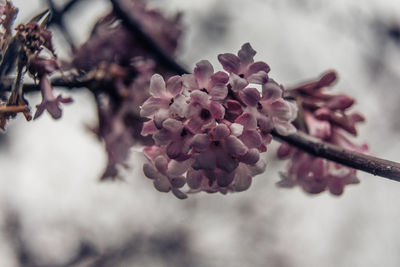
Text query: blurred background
1 0 400 266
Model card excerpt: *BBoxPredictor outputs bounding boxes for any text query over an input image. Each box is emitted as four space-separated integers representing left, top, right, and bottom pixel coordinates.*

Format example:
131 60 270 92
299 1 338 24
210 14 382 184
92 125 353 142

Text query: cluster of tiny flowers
140 43 297 198
277 71 368 195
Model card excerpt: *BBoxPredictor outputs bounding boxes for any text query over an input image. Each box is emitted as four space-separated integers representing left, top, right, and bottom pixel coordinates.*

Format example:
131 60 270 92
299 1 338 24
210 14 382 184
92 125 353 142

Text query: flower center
180 128 188 137
200 108 211 120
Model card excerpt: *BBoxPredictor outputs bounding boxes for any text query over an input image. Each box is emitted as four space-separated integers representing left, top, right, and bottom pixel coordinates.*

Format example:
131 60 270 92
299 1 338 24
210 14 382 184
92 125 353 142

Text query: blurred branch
46 0 80 52
61 0 84 14
109 0 189 75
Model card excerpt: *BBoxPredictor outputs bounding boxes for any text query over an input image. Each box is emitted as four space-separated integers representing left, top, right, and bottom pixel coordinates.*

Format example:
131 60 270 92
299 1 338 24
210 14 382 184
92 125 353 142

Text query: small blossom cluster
277 71 368 195
141 43 297 198
17 18 72 120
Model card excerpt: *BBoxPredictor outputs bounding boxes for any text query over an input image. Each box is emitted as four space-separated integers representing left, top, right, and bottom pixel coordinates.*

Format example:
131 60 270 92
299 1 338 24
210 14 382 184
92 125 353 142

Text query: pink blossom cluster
18 22 72 120
277 71 368 195
141 43 297 198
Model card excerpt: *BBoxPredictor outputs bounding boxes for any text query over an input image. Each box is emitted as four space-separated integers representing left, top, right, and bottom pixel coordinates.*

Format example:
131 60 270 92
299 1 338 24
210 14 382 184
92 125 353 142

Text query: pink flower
185 90 225 133
143 153 192 199
34 76 73 119
218 43 270 84
150 118 192 160
28 58 72 120
183 60 229 100
140 74 185 127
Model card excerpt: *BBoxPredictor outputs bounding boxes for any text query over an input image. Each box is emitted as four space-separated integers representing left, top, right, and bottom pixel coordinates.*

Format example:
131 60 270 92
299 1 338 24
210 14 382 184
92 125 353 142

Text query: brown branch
272 129 400 182
22 78 90 93
0 105 27 113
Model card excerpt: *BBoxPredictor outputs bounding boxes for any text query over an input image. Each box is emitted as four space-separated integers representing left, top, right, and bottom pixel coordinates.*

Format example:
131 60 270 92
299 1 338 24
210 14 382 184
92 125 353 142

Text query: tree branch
272 129 400 182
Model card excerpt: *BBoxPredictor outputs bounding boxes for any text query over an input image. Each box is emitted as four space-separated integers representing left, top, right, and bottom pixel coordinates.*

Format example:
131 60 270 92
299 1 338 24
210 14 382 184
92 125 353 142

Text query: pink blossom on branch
277 71 368 195
16 21 72 120
141 43 297 198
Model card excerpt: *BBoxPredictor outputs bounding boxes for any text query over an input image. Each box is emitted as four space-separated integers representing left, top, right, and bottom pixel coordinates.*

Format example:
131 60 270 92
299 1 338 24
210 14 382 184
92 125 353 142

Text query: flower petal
235 113 257 129
218 53 240 74
239 87 260 107
149 74 166 97
143 163 161 179
239 148 260 165
273 119 297 136
209 84 228 100
166 141 182 159
190 90 209 105
248 61 270 75
240 130 262 149
186 169 203 189
169 176 186 188
229 73 248 91
140 97 167 117
233 165 252 191
191 134 211 151
194 60 214 88
225 135 248 156
262 80 283 100
153 128 171 145
326 95 354 110
166 75 183 96
182 74 198 90
141 120 157 136
248 159 267 176
153 177 171 192
209 101 225 120
172 188 188 199
167 159 192 176
154 155 168 174
143 146 163 161
162 118 183 133
211 71 229 84
210 124 230 140
247 71 268 84
237 43 256 66
216 169 235 187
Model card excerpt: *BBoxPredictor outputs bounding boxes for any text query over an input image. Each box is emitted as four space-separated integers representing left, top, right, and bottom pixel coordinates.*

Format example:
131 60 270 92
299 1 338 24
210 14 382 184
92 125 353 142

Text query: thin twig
0 105 27 113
